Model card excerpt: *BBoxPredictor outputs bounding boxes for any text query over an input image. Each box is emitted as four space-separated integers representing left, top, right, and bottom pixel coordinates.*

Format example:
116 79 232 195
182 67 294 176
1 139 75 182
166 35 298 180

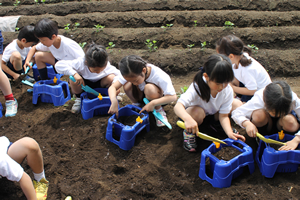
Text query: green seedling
79 42 87 49
34 0 39 4
194 20 197 27
201 41 207 50
15 27 20 32
73 22 80 30
93 24 105 33
247 44 259 54
106 42 115 50
13 0 20 6
177 86 188 97
145 39 158 52
71 94 76 101
64 24 70 31
161 24 173 31
187 44 194 51
41 0 46 3
224 21 234 30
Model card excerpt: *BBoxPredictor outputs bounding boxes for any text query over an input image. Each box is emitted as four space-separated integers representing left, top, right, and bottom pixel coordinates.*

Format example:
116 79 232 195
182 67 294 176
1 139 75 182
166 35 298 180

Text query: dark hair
18 25 39 43
193 54 234 102
263 81 292 118
34 18 58 39
216 35 252 67
119 55 148 101
84 43 108 68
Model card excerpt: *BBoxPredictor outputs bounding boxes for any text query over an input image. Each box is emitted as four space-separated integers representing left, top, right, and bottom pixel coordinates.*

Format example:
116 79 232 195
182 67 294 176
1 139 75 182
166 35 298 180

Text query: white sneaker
5 99 18 117
71 98 81 113
155 107 168 127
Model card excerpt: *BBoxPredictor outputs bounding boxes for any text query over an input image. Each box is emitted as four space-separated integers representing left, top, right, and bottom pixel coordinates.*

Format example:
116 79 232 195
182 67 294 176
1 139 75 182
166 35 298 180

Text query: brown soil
116 115 139 126
213 146 242 161
1 1 300 199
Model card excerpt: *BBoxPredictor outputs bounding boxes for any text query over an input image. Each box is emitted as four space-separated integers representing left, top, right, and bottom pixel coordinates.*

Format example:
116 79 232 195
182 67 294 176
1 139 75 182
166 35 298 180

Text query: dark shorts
237 82 253 102
0 30 3 54
7 142 13 152
83 78 103 89
4 60 26 79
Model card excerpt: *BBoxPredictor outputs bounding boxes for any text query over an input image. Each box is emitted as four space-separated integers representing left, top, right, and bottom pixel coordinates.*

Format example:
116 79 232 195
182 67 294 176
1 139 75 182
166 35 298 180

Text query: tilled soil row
14 10 300 29
1 0 300 16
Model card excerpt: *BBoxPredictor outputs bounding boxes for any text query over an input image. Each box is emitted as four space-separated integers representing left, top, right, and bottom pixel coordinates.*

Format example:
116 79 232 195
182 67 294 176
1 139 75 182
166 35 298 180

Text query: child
216 35 271 104
24 18 84 80
174 54 245 152
55 43 120 113
108 55 177 127
1 25 38 82
0 136 49 200
0 30 18 117
232 81 300 151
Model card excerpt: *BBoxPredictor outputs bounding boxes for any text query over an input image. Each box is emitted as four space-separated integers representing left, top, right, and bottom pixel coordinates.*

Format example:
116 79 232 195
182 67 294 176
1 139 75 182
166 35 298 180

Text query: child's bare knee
282 115 299 132
252 110 267 124
11 52 22 62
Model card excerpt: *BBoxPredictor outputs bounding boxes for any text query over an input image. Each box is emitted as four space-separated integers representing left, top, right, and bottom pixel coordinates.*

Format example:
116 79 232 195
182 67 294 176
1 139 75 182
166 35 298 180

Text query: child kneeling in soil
174 54 245 152
55 43 121 113
216 35 271 108
24 18 84 80
108 55 177 127
1 25 38 82
232 81 300 151
0 136 49 200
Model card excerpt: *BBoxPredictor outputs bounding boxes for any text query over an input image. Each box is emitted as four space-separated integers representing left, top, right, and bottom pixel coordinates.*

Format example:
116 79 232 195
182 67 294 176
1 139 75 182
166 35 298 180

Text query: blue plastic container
255 133 300 178
32 63 63 81
199 138 255 188
32 79 71 106
106 105 150 151
0 102 2 118
80 88 115 120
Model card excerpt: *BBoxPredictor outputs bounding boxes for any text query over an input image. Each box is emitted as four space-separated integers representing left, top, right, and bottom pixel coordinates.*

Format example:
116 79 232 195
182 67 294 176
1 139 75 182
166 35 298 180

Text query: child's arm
279 134 300 151
230 83 256 96
24 45 37 69
108 81 123 117
19 172 37 200
174 102 199 134
1 60 19 80
219 113 245 142
140 94 177 113
242 120 258 138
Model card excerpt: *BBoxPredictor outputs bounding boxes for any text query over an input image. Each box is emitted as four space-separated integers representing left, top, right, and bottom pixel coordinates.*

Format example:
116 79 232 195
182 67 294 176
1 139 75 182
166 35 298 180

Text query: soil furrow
14 10 300 29
1 0 300 16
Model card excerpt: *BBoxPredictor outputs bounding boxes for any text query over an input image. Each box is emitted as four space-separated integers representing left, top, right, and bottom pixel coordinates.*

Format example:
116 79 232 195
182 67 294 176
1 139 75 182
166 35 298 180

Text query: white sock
132 103 141 107
155 107 163 112
33 170 46 182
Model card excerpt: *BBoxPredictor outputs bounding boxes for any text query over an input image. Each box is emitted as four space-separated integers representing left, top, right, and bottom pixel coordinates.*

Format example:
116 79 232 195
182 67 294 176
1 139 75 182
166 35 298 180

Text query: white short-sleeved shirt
35 35 84 61
232 88 300 135
2 39 31 63
233 53 271 91
177 80 234 115
55 57 121 82
115 63 176 96
0 136 24 182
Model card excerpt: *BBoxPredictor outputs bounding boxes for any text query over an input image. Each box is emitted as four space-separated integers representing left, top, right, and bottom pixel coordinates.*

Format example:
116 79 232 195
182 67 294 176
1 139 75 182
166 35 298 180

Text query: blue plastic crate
255 133 300 178
32 79 71 106
0 102 2 118
32 63 63 81
80 88 115 120
106 105 150 151
199 138 255 188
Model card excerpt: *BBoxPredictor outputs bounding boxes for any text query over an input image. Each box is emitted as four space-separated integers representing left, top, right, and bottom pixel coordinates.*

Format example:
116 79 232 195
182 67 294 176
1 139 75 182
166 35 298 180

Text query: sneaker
23 75 35 83
5 99 18 117
33 178 49 200
71 98 81 113
117 95 123 102
183 130 197 152
155 107 168 127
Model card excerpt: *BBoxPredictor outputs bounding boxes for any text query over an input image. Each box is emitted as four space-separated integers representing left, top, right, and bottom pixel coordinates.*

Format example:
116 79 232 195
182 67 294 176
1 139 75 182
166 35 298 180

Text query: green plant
177 86 188 97
34 0 39 4
161 24 173 30
15 27 20 32
13 0 20 6
93 24 105 33
106 42 115 50
201 41 207 50
41 0 46 3
194 20 197 27
73 22 80 30
79 42 87 49
187 44 194 51
247 44 259 54
224 21 234 30
145 39 158 52
64 24 70 31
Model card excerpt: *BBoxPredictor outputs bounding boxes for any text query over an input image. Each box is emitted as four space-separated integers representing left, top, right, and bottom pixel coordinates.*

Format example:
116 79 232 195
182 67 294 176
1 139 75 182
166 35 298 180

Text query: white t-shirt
233 53 271 91
115 63 176 96
35 35 84 61
0 136 24 182
177 80 233 115
55 57 121 82
232 88 300 135
2 39 31 63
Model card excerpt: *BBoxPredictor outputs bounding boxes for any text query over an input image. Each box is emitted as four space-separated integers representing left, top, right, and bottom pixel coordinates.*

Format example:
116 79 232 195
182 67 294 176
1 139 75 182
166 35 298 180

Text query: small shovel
69 75 103 100
176 120 227 144
256 132 286 146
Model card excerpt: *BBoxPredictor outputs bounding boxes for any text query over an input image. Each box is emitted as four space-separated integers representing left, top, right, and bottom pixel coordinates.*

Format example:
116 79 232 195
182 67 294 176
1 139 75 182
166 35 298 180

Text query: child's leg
100 74 115 88
123 82 143 103
231 98 243 112
69 79 83 97
0 60 13 95
279 114 300 133
1 52 23 80
35 52 55 80
144 83 163 110
251 109 273 133
186 106 206 125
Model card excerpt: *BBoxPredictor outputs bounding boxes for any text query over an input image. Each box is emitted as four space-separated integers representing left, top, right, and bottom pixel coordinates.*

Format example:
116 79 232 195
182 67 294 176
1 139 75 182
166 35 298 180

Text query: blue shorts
238 82 253 102
7 142 13 152
3 60 26 79
0 30 3 55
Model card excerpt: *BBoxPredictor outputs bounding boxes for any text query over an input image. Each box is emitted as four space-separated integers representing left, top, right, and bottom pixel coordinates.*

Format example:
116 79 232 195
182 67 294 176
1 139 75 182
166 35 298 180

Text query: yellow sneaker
33 178 49 200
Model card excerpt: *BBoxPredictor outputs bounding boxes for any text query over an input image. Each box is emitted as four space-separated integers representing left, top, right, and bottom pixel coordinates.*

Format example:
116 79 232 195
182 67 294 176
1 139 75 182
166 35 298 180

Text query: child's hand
108 103 119 118
243 121 258 138
23 61 32 69
185 119 198 134
228 131 246 142
279 135 300 151
73 73 85 86
139 102 155 114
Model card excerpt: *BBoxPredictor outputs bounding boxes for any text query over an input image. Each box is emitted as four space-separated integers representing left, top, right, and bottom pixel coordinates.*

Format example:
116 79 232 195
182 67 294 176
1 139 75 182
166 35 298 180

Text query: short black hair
85 43 108 68
34 18 58 39
18 25 39 43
